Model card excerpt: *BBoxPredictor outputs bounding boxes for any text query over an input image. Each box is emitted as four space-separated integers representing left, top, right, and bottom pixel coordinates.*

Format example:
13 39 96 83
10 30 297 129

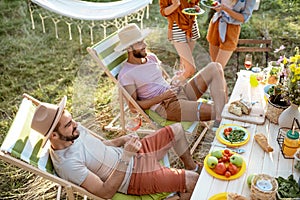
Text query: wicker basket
250 174 278 200
266 100 288 124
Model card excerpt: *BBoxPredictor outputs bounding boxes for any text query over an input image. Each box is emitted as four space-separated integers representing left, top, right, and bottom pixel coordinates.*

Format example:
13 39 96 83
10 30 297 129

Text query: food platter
204 151 246 180
182 8 205 15
216 124 250 147
208 192 227 200
201 0 220 9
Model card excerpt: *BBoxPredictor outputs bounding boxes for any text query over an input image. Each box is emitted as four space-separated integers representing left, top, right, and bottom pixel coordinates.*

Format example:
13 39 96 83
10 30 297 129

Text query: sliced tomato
212 1 219 6
224 131 231 136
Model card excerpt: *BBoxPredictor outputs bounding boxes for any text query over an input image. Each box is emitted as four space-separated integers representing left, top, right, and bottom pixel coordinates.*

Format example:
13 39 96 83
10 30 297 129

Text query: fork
211 143 246 154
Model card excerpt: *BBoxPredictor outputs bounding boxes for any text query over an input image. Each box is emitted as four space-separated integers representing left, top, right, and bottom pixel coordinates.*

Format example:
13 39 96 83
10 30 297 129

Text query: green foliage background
0 0 299 199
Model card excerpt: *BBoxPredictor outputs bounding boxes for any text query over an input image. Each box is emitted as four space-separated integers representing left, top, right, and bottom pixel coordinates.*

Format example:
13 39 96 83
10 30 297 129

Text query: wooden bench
235 39 272 72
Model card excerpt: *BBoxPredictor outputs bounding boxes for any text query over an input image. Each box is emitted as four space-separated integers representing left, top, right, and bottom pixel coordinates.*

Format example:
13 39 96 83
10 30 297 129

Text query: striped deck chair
86 31 207 140
0 94 176 200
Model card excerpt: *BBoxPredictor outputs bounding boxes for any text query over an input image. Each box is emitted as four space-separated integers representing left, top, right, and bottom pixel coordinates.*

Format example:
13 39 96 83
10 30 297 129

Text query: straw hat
114 23 151 52
31 96 67 148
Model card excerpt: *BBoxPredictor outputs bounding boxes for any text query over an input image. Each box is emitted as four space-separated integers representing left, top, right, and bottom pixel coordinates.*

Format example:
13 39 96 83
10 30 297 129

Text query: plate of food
209 192 248 200
209 192 227 200
201 0 220 9
216 124 250 147
204 149 246 180
182 7 205 15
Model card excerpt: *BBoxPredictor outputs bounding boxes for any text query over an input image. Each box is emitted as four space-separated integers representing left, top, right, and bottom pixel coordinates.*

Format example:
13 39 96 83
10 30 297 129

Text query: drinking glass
244 54 252 70
125 113 142 136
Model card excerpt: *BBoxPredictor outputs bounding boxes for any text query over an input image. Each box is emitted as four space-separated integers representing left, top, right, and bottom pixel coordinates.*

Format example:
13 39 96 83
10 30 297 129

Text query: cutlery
211 143 246 154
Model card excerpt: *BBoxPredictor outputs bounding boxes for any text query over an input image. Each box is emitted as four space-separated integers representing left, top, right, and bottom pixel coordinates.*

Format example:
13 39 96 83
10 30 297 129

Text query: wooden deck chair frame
87 31 160 134
0 93 174 200
86 31 204 137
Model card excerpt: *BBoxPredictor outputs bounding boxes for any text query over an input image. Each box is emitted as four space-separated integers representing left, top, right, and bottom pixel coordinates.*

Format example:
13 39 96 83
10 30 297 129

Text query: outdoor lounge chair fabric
87 31 199 134
31 0 153 20
0 95 172 200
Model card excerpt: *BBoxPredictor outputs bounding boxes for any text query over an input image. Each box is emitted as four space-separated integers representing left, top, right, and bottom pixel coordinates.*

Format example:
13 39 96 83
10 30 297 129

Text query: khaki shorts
153 77 205 122
127 126 186 195
206 18 241 51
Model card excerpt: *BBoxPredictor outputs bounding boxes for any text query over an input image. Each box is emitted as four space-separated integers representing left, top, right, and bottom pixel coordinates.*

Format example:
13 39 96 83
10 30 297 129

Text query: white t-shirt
50 124 134 194
118 53 170 100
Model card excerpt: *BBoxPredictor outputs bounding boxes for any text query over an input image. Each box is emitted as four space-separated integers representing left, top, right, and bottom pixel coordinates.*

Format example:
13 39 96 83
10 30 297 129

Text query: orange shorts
127 126 186 195
206 18 241 51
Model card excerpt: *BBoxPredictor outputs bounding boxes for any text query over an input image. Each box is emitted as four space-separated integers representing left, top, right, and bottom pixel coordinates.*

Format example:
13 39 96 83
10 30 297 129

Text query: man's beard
133 49 147 58
57 127 80 142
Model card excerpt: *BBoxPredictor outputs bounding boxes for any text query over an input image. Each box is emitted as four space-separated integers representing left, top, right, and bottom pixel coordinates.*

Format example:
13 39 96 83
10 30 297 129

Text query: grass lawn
0 0 299 199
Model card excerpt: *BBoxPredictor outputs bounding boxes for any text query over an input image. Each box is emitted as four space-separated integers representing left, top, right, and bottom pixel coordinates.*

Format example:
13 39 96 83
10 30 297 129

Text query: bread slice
228 103 243 116
238 99 252 115
231 99 252 115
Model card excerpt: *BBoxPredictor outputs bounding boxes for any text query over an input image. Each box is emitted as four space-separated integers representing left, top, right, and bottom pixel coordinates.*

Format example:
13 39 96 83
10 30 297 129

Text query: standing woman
160 0 201 82
206 0 256 68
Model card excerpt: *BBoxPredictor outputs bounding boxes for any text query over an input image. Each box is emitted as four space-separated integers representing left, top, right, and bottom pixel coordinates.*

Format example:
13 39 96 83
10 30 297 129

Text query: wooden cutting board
221 70 266 124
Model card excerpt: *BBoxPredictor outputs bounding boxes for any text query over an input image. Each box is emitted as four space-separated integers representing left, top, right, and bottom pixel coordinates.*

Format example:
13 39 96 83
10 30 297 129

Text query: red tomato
221 156 229 163
224 149 230 155
228 127 233 132
214 162 227 175
227 163 239 175
212 1 219 6
225 171 231 178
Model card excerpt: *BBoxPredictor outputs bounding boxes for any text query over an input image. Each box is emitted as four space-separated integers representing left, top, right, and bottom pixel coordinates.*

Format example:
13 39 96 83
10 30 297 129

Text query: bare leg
173 41 196 79
192 62 227 121
215 49 233 69
179 171 199 200
209 44 219 62
170 124 197 170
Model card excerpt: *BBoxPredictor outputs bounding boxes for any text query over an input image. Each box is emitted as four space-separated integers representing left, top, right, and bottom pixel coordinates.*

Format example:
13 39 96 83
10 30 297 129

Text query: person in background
31 96 201 200
115 23 227 130
160 0 201 83
207 0 256 68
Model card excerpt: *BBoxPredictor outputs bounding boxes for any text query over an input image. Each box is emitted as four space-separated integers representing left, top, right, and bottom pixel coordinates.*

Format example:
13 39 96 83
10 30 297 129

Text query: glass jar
252 67 262 80
282 130 299 157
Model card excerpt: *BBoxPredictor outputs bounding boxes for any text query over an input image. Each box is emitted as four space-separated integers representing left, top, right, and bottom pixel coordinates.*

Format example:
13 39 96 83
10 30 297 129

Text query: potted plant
266 82 290 124
278 47 300 127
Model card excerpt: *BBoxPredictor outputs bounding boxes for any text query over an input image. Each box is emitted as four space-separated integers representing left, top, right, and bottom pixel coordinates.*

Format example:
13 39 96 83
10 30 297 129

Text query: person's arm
160 0 180 17
81 137 141 199
214 4 245 22
124 84 178 110
103 134 138 147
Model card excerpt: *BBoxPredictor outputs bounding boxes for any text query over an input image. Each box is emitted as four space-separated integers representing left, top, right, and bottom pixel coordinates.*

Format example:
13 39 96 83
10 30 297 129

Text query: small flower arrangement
275 46 300 106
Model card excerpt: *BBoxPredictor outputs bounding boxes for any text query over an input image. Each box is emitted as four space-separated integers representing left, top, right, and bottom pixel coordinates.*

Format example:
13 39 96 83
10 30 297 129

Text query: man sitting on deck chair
31 96 201 200
116 24 228 130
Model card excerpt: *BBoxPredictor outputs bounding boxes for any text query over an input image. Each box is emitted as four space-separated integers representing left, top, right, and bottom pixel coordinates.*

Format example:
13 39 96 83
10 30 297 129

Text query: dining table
191 70 300 200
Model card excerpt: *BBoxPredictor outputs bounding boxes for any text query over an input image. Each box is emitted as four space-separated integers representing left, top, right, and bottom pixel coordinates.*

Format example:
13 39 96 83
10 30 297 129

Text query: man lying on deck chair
116 24 228 130
31 96 201 200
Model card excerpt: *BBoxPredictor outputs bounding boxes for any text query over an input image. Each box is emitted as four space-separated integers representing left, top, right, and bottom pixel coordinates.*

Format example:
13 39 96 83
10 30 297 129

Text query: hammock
29 0 152 44
31 0 153 20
